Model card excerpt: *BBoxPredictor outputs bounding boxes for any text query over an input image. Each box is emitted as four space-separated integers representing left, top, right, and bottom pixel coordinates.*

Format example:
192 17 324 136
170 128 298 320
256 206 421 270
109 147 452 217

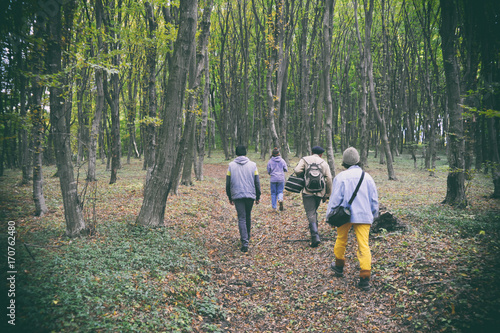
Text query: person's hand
255 200 260 205
322 197 328 203
229 200 234 205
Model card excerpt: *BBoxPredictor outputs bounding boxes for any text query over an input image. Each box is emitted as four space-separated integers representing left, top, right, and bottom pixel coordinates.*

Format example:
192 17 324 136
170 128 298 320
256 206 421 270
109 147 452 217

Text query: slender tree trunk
353 0 369 167
216 7 230 160
108 0 122 184
299 0 312 157
125 51 140 164
440 0 467 207
18 51 31 185
32 103 48 217
195 51 210 180
264 0 285 150
364 0 396 180
136 0 198 227
323 0 336 175
194 0 214 181
76 69 90 165
30 25 48 216
87 0 105 181
143 1 158 179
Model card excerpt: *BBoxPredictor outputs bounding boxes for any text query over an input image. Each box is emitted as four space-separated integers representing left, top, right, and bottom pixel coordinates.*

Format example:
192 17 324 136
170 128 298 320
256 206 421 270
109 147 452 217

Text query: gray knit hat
342 147 360 166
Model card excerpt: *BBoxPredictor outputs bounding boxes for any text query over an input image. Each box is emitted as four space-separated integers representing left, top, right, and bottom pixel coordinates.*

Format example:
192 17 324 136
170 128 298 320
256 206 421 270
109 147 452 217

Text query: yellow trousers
334 223 371 278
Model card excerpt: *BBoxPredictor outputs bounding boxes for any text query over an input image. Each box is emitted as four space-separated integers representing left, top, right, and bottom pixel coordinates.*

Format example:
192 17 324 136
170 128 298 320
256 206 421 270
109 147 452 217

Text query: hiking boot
240 246 248 253
330 263 344 277
310 235 321 248
309 222 321 248
279 200 284 211
358 277 370 291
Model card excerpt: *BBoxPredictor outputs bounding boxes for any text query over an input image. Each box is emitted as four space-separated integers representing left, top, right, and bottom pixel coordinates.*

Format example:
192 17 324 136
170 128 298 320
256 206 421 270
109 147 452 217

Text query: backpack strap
347 171 365 206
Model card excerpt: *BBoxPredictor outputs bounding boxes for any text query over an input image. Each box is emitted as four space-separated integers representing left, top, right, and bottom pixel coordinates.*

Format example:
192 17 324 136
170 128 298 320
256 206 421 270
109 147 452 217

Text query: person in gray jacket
294 146 333 248
226 145 261 253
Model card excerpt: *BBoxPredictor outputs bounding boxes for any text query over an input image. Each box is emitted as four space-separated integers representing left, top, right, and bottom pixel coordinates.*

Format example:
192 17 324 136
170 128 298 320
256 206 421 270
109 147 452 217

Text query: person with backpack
293 146 333 248
267 147 288 211
226 145 261 253
327 147 379 291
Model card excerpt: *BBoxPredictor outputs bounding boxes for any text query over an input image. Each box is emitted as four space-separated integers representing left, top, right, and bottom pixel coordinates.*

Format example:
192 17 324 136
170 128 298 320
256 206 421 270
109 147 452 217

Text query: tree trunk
18 51 30 185
323 0 336 176
174 0 213 191
354 0 369 167
181 126 195 186
125 51 140 164
216 7 231 160
108 0 122 184
364 0 396 180
143 1 158 178
47 3 87 237
136 0 198 227
194 0 214 181
195 51 210 181
87 0 105 181
76 69 90 165
488 118 500 198
440 0 467 207
30 24 48 216
298 0 312 157
32 103 48 217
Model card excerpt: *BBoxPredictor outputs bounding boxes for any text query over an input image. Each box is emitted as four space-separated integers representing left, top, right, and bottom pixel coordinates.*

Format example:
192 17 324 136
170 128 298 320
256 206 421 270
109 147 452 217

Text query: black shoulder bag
285 159 305 193
326 171 365 227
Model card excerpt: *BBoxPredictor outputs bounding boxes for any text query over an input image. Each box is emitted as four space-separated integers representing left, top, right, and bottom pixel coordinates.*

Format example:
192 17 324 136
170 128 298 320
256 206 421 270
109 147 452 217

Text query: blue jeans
270 182 285 209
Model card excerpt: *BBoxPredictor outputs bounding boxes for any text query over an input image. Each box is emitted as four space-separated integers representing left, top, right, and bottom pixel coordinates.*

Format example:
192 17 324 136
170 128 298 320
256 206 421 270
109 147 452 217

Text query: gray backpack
304 160 325 193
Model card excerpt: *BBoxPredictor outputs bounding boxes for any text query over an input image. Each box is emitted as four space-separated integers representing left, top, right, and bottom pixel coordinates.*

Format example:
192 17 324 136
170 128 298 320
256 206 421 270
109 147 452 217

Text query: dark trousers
234 198 255 247
302 195 322 239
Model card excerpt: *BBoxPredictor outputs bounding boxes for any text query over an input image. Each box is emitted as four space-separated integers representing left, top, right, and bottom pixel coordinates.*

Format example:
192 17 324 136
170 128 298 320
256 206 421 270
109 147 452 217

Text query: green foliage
138 116 163 127
401 204 500 236
13 222 222 332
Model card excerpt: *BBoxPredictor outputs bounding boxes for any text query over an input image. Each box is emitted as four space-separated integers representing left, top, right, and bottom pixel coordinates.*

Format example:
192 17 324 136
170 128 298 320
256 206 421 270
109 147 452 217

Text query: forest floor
1 151 500 332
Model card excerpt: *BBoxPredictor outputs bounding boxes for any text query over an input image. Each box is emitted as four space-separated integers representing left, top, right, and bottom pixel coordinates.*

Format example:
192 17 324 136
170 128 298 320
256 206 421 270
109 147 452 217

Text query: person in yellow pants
326 147 379 291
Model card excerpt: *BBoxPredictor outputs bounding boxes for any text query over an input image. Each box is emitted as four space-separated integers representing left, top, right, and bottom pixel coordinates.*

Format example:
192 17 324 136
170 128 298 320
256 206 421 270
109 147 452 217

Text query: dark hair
235 145 247 156
271 147 280 158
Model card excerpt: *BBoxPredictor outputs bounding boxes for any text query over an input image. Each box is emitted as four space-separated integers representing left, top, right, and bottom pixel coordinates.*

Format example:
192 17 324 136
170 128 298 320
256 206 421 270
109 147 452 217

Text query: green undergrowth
397 204 500 236
7 222 225 333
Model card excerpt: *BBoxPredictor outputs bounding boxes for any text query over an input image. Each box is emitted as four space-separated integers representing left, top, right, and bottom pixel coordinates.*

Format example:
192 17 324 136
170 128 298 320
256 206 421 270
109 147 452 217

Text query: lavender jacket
267 156 288 183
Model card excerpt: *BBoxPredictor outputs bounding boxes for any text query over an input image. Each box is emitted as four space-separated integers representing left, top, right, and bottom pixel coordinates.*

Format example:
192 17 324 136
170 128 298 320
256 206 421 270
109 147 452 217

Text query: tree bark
173 0 213 192
353 0 369 167
136 0 198 227
322 0 336 176
195 51 210 181
108 0 122 184
440 0 467 207
143 1 158 178
31 22 48 216
87 0 105 181
47 2 87 237
364 0 397 180
298 0 312 157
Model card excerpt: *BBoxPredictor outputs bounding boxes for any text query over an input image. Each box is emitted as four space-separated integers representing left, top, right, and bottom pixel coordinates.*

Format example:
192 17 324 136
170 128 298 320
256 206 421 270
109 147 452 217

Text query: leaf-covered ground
1 152 499 332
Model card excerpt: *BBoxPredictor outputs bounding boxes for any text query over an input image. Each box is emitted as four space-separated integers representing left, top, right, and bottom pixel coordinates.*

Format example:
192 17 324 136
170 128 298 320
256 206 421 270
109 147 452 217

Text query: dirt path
188 163 405 332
